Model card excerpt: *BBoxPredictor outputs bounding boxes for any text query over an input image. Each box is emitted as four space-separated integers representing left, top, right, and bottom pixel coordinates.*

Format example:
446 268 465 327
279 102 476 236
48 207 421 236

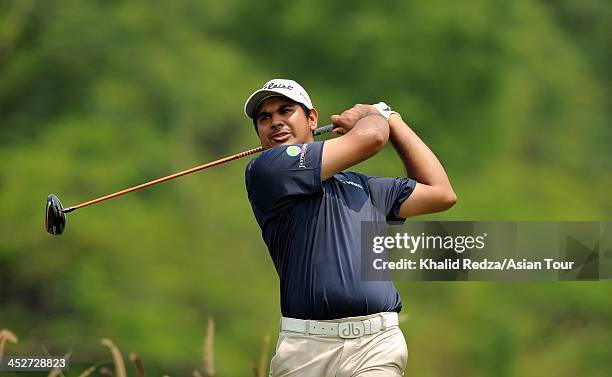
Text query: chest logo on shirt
338 178 364 190
298 144 308 168
286 146 301 157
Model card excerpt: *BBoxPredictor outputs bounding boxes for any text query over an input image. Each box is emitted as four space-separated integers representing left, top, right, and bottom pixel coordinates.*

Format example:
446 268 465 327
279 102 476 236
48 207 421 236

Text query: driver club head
45 194 66 235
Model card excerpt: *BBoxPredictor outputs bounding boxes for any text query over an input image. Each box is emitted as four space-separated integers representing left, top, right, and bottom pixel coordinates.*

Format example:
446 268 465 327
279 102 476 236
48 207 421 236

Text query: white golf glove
373 102 399 120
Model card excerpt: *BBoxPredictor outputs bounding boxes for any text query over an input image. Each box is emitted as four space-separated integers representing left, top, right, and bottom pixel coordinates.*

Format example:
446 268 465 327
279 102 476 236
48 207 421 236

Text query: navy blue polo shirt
245 141 416 320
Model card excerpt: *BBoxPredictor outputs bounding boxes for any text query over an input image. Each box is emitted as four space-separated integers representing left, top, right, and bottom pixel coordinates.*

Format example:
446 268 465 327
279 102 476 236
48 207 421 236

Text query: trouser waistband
280 312 399 338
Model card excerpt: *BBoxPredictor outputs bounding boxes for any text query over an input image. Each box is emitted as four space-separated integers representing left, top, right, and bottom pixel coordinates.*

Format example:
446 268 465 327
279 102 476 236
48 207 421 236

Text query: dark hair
252 102 311 134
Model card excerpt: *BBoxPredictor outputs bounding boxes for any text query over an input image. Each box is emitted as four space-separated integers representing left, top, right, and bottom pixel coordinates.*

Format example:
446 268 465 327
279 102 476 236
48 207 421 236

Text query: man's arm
321 104 389 180
388 114 457 217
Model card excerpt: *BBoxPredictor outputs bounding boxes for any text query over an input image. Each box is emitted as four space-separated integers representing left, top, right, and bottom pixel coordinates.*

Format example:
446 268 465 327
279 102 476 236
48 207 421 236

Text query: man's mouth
270 131 291 143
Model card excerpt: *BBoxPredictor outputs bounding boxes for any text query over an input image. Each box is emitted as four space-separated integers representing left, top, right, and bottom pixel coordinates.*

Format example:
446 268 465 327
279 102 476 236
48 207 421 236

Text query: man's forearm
388 114 453 189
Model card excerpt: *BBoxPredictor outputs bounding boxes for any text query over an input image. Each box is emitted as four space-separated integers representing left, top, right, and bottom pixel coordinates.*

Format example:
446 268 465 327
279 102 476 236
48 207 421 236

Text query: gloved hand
372 102 399 120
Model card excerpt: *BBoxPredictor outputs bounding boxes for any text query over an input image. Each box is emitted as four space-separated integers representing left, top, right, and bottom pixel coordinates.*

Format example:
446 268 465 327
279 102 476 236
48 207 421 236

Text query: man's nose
272 113 283 125
271 113 284 128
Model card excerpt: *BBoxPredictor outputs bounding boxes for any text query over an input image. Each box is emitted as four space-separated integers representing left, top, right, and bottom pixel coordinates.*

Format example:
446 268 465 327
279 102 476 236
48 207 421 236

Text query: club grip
313 124 336 136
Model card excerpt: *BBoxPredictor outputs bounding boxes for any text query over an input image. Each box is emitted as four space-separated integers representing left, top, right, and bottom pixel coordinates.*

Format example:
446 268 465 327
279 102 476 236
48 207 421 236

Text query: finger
331 114 346 127
340 109 356 122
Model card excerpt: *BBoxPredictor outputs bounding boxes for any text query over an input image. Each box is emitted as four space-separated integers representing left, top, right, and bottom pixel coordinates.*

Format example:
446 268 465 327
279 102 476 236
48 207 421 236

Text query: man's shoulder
246 142 324 177
245 155 258 178
245 146 284 176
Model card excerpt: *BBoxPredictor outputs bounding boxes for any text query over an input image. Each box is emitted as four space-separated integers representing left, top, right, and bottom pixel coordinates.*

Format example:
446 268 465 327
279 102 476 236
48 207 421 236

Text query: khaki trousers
269 314 408 377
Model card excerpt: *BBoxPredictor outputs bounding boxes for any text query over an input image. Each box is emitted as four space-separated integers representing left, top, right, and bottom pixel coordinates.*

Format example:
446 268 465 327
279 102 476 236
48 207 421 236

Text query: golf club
45 124 335 235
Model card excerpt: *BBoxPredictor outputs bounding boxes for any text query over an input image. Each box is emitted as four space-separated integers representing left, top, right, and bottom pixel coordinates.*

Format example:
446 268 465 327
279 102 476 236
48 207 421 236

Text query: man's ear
308 108 319 131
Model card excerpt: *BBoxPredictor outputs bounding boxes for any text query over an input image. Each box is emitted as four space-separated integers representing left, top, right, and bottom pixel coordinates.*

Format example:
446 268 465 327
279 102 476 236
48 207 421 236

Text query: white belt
281 312 399 339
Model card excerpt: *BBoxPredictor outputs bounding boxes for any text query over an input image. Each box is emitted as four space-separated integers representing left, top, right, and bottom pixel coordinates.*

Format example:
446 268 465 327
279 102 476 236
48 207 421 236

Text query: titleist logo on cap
263 82 294 90
244 78 313 119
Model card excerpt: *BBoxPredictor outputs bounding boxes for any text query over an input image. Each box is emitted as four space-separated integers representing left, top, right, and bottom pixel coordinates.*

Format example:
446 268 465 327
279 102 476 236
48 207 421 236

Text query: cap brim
244 89 291 119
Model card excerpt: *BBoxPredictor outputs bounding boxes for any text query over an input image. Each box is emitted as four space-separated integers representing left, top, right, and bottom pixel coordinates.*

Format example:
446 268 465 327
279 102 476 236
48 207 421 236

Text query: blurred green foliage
0 0 611 376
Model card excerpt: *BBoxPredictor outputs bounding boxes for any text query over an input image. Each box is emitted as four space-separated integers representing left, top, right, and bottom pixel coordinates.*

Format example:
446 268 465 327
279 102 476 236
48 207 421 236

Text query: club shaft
63 124 335 212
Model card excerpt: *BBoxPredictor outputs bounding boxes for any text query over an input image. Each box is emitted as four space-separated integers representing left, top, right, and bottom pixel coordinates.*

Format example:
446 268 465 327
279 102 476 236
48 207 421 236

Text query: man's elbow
439 189 458 211
370 128 388 152
353 116 389 154
361 123 389 154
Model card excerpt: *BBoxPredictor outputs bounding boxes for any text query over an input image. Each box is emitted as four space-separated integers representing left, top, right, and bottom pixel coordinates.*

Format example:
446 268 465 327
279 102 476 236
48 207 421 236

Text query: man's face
254 97 318 149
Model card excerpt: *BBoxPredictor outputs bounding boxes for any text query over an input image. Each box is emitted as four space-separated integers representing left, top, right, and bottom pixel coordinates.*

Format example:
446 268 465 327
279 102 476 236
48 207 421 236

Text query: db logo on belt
339 322 365 338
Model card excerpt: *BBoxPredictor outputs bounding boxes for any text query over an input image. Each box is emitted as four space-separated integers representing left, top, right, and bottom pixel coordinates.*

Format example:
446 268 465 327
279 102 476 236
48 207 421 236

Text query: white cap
244 79 313 119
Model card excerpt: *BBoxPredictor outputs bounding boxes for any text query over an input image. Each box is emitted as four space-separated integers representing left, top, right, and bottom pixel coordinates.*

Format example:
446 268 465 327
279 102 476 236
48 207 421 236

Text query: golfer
244 79 456 376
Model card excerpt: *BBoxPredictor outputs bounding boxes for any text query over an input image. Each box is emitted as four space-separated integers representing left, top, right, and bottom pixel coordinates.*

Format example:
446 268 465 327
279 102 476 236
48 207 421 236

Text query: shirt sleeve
245 141 324 220
366 176 417 222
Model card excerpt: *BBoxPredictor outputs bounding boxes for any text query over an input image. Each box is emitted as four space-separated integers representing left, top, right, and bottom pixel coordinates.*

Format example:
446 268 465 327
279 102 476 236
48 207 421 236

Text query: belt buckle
338 321 365 338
